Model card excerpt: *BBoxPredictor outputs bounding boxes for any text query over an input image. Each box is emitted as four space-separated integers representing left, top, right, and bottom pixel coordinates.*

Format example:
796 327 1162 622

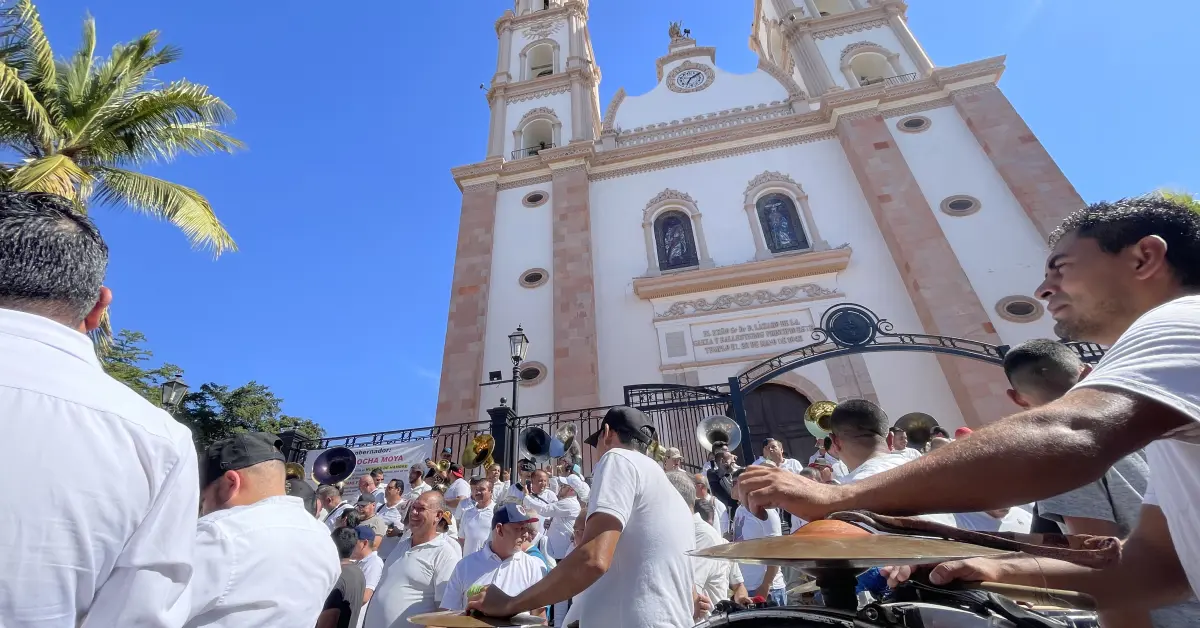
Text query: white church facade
435 0 1086 451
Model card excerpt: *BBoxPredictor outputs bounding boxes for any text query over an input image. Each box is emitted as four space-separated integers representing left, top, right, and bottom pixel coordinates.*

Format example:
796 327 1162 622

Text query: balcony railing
531 64 553 78
858 72 918 88
511 142 554 160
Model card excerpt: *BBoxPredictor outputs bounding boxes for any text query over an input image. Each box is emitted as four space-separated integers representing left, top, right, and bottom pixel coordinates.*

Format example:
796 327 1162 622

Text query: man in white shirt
187 432 341 627
731 470 788 606
459 478 497 556
365 491 462 628
663 447 684 472
753 438 806 474
359 475 384 507
442 504 549 613
469 406 695 628
377 480 406 559
739 197 1200 616
352 526 385 605
487 463 507 497
512 468 558 550
665 470 751 620
532 475 587 561
0 192 200 627
889 428 923 461
319 484 352 531
444 465 472 511
693 473 730 536
369 469 387 504
402 467 432 512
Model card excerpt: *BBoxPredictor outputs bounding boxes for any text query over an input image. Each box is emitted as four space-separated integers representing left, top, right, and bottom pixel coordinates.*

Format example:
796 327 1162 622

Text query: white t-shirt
530 495 581 559
445 478 471 503
842 454 958 527
582 448 694 628
358 551 385 592
365 534 461 628
186 495 341 628
458 501 496 556
1073 295 1200 599
894 447 923 461
752 456 806 474
732 506 786 591
440 545 547 611
692 513 743 617
704 494 730 536
0 309 200 628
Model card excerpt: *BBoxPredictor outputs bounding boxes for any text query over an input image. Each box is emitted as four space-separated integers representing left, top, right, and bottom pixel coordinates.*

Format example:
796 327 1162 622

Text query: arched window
520 40 560 81
654 211 699 271
756 194 809 253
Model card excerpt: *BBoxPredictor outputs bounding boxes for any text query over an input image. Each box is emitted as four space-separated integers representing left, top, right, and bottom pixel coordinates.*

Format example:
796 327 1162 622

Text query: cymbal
408 610 546 627
691 519 1010 569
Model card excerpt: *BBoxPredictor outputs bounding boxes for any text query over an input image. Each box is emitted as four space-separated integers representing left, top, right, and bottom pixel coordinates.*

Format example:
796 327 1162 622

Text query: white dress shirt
0 308 199 628
372 487 386 505
377 501 406 560
366 534 462 628
458 501 496 556
441 545 548 611
693 513 743 616
185 495 341 627
325 500 352 531
531 495 581 559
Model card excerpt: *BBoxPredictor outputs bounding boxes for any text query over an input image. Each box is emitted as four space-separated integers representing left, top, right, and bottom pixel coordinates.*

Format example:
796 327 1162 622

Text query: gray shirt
1038 450 1200 628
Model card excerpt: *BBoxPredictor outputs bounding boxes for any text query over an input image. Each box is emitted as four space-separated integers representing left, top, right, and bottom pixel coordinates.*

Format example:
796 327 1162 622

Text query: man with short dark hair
317 528 366 628
377 479 406 559
352 526 384 606
370 469 386 496
706 442 739 531
889 427 922 460
742 197 1200 616
355 493 387 551
187 432 340 627
441 504 548 613
753 438 805 474
458 478 496 556
469 407 695 627
0 192 200 626
319 484 351 531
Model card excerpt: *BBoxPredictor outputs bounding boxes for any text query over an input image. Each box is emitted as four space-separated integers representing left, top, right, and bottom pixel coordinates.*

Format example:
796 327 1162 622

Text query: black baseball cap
583 406 656 448
203 432 285 487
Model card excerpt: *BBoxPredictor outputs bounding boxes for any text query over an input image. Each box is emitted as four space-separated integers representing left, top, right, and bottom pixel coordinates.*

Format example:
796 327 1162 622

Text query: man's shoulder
201 496 333 541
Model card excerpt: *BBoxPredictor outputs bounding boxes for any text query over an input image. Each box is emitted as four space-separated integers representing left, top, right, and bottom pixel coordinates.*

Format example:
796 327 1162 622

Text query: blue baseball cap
355 525 376 543
493 503 539 526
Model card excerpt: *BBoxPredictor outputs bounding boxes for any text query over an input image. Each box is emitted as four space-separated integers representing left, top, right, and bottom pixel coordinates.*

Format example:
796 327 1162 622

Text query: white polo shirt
357 551 385 592
377 502 406 560
186 495 341 627
0 308 200 627
441 545 548 611
752 456 806 474
693 513 743 616
532 495 581 559
365 533 461 628
458 501 496 556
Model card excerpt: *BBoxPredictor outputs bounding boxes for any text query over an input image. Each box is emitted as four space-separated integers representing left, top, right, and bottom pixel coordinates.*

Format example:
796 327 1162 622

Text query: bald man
186 433 340 628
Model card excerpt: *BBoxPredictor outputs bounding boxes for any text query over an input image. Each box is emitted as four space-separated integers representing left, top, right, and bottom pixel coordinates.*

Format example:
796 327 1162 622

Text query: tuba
894 412 939 449
312 446 357 485
518 426 552 463
549 424 578 460
647 440 668 462
804 401 838 440
459 434 495 470
284 462 306 481
696 415 742 453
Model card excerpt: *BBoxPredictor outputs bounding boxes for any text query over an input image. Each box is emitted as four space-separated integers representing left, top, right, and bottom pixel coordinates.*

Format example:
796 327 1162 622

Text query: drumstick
962 582 1097 611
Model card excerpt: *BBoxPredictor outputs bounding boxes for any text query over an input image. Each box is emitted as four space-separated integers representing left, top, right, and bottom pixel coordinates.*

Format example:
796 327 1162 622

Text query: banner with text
303 440 434 502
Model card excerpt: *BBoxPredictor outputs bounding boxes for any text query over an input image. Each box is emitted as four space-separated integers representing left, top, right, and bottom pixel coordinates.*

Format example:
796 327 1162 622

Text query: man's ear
1129 235 1170 281
1006 388 1032 409
1079 364 1093 380
81 286 113 333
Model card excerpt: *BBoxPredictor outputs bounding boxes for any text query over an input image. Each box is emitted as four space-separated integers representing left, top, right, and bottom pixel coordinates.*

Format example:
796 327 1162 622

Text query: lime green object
467 584 485 598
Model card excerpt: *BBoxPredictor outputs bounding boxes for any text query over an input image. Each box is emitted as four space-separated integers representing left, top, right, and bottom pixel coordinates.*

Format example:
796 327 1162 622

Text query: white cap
564 474 590 502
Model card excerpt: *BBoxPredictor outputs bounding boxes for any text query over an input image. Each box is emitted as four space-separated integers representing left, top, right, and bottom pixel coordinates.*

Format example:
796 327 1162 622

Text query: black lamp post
508 325 530 416
160 373 189 415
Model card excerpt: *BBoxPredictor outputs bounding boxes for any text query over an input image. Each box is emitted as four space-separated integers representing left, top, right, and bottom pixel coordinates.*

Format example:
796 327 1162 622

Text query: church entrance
737 383 815 464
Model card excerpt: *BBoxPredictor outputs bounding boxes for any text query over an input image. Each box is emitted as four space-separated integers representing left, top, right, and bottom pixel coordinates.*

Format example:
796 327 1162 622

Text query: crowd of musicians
1 189 1199 628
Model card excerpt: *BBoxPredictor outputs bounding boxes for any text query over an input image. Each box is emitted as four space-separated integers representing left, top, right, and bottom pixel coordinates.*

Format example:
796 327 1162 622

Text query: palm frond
120 123 244 164
9 0 61 125
90 79 235 145
8 153 91 198
70 32 181 142
93 166 236 255
58 13 95 113
0 56 56 150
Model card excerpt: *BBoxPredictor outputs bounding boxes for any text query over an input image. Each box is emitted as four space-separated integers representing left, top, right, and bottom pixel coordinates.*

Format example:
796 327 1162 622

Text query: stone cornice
784 1 906 38
655 46 717 82
495 1 588 35
632 247 853 300
490 65 598 105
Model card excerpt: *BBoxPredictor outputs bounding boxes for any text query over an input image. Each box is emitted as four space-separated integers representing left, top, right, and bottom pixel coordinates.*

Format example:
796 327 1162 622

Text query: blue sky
34 0 1198 437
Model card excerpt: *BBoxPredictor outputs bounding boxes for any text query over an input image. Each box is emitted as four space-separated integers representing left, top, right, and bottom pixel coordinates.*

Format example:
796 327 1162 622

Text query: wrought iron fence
511 142 554 160
625 384 732 473
285 420 491 468
507 406 611 476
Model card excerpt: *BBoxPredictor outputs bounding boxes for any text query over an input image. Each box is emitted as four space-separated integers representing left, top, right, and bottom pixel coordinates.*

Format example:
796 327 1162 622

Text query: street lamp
507 325 530 415
160 373 189 414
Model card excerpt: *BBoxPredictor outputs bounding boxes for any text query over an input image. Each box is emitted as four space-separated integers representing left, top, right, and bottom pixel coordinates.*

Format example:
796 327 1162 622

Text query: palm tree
0 0 243 254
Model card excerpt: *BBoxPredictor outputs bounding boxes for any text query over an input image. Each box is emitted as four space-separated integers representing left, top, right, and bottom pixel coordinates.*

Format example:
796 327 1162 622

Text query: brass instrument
518 426 552 463
460 434 495 470
284 462 306 480
647 440 668 462
549 424 578 459
436 459 451 473
894 412 940 448
696 414 742 452
804 401 838 439
312 446 357 485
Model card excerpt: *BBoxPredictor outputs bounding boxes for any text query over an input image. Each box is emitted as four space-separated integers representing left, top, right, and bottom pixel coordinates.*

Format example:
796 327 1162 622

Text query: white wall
816 26 916 89
888 105 1058 346
589 138 966 426
614 58 789 131
503 90 574 156
507 24 571 82
481 184 556 421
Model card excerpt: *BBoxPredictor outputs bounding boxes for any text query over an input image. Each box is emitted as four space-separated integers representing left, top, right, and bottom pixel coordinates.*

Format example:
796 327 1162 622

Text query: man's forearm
837 391 1152 516
510 548 603 613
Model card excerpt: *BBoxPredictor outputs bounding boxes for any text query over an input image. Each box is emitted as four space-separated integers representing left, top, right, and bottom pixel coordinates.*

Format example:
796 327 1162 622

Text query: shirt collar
483 542 521 564
0 308 100 368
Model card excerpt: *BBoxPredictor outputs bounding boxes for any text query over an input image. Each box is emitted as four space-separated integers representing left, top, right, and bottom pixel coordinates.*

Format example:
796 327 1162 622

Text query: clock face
674 68 707 90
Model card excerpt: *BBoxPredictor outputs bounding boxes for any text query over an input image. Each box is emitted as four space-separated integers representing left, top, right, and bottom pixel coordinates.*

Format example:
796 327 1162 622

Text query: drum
693 604 1100 627
694 608 856 627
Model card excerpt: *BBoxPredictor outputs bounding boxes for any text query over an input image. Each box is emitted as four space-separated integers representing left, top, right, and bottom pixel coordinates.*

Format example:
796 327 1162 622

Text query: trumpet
437 459 451 473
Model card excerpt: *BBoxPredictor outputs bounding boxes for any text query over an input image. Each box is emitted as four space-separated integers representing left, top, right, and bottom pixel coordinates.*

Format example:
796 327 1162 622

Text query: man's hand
753 584 771 599
732 590 753 606
881 557 1020 589
693 592 713 620
467 585 518 618
738 465 841 521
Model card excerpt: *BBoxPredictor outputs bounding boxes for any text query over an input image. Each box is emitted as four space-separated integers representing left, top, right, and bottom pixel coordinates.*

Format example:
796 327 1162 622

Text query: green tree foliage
1156 189 1200 214
99 329 325 450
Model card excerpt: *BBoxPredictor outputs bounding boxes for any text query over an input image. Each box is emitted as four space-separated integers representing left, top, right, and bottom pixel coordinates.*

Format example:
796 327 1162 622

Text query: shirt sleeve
432 544 462 605
588 453 638 528
363 559 382 591
1073 298 1200 436
766 509 782 537
441 563 466 611
1036 480 1116 525
178 519 233 621
727 561 744 586
1143 472 1159 506
83 430 200 628
536 498 581 519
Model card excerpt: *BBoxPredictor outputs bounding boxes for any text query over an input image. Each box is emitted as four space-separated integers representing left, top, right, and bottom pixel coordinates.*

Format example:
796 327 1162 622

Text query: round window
517 361 547 387
939 195 982 217
995 296 1044 323
522 190 549 207
519 268 549 288
896 116 931 133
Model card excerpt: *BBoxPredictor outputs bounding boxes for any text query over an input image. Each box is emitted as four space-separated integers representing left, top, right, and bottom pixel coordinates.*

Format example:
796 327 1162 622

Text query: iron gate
623 384 733 472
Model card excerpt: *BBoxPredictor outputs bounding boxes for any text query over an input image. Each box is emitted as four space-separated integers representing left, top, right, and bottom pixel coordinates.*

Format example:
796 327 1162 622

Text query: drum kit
411 516 1100 628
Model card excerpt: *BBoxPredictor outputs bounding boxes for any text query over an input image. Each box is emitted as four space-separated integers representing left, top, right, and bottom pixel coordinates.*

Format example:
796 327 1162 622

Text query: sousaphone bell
518 426 552 463
312 446 357 485
804 400 838 440
549 424 578 459
459 434 495 470
895 412 939 448
696 415 742 453
284 462 306 480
